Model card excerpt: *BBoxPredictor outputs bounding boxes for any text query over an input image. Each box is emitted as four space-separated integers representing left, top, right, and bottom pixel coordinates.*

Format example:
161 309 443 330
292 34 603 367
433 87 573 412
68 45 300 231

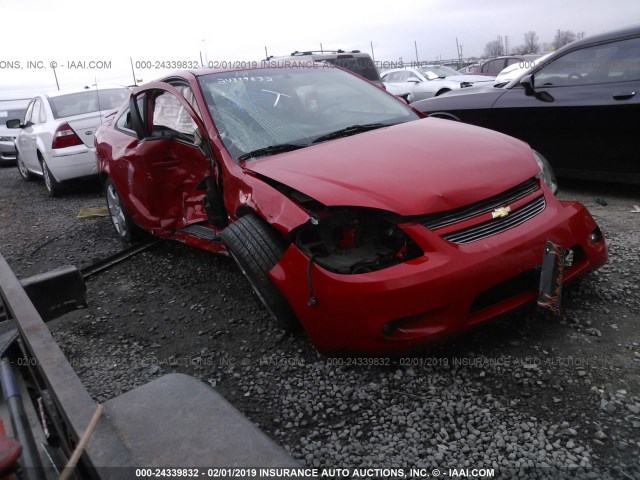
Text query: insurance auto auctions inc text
249 467 495 478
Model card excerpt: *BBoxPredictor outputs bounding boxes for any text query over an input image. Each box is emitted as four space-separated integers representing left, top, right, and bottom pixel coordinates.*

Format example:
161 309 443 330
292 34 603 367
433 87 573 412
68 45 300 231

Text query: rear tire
17 153 34 181
41 157 63 197
221 214 300 331
104 178 146 242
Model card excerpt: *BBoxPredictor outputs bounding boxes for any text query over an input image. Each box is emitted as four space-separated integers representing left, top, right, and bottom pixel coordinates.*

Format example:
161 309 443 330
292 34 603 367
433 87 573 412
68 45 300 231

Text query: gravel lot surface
0 165 638 479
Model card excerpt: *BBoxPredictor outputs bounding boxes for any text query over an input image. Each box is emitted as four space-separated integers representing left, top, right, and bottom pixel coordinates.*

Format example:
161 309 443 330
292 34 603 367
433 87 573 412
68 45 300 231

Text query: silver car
7 87 129 196
381 65 494 102
0 99 30 165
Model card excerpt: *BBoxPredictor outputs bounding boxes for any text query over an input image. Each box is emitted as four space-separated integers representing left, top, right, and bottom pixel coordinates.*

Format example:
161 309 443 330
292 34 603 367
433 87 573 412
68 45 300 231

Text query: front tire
221 214 300 331
104 178 146 242
17 153 34 181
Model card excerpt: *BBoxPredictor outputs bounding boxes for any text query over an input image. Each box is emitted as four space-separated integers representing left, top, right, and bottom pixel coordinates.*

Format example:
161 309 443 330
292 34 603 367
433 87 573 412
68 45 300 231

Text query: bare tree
523 31 540 54
511 45 529 55
553 30 577 50
484 39 503 57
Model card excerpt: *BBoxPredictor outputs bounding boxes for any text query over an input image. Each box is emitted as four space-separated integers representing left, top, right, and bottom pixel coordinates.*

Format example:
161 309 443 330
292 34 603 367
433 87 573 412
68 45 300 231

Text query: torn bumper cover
268 200 607 354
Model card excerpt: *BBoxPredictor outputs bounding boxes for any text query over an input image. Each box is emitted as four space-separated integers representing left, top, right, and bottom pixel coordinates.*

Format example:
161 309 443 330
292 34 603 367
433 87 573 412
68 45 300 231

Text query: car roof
567 24 640 49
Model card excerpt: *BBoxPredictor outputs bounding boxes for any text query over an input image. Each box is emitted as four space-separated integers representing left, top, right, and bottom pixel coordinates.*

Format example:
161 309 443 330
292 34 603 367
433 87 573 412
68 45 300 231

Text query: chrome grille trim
422 178 538 230
443 196 546 244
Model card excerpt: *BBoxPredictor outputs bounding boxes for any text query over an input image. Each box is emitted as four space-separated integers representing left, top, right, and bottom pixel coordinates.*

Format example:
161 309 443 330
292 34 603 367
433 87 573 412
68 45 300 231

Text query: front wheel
104 178 146 242
221 214 300 331
17 153 34 181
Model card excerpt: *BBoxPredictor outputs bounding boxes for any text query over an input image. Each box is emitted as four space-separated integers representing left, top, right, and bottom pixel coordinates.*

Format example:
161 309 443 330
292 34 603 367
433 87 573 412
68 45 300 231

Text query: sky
0 0 638 98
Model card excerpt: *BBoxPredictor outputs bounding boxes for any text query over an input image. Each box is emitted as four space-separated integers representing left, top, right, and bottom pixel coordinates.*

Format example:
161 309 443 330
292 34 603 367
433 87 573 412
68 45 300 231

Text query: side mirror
6 119 22 129
520 74 535 96
407 77 421 83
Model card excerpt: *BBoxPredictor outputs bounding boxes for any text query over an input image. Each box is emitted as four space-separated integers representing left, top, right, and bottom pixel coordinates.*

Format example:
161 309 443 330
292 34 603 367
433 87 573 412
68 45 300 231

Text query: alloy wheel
106 184 128 237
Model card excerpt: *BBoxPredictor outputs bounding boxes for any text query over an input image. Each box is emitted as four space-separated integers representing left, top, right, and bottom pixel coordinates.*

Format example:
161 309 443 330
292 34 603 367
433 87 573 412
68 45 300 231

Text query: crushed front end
268 179 607 354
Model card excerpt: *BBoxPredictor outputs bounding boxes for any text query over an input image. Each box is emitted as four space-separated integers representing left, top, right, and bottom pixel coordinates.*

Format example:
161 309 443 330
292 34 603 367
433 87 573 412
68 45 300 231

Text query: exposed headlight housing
533 150 558 194
460 82 474 88
293 208 423 274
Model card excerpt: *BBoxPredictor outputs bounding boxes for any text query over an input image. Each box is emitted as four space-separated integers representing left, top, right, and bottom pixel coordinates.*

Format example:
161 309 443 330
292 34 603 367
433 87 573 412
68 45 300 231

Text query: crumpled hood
248 118 539 216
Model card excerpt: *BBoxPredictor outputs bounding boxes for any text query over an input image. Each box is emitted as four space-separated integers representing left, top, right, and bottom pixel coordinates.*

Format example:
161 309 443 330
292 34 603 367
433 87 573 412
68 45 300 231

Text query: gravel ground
0 165 639 479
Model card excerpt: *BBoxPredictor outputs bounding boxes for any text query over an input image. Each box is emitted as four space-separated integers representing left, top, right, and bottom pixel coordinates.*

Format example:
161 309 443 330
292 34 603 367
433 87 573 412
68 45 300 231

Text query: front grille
443 195 546 244
422 178 538 230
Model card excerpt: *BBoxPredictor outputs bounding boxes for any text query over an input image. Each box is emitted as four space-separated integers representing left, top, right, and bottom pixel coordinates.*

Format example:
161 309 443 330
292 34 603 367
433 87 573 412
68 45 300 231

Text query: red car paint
248 119 539 215
96 67 607 354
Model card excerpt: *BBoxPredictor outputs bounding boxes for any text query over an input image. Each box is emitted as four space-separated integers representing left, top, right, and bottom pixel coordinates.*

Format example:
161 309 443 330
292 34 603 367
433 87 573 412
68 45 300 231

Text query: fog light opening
589 227 603 243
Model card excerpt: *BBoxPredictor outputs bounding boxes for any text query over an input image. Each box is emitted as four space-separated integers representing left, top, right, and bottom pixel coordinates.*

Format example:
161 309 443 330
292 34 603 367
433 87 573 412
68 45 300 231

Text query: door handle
613 91 636 101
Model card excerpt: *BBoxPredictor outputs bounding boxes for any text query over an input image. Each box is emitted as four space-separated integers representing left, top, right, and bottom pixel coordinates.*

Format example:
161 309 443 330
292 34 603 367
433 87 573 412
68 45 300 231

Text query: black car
411 25 640 184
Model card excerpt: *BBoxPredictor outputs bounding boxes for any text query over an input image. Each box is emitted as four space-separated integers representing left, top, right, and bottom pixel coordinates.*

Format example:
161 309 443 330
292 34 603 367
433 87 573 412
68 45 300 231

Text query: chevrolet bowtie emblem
492 206 511 219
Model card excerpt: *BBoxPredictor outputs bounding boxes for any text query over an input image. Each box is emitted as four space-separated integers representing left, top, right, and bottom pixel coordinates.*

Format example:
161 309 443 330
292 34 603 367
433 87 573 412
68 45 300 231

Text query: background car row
4 87 129 196
410 25 640 184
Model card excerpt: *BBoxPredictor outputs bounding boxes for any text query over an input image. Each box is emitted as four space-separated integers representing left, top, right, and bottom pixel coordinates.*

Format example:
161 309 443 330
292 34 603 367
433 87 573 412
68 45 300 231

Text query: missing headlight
293 209 423 274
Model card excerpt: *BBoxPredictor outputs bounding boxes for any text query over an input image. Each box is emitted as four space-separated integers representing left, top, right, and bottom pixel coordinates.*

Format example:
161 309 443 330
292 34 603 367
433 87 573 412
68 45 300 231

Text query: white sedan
381 66 494 103
7 87 129 196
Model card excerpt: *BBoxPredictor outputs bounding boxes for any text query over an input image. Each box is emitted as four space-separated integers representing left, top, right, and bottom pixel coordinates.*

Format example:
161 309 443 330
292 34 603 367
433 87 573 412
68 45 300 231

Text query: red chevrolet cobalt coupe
95 64 607 354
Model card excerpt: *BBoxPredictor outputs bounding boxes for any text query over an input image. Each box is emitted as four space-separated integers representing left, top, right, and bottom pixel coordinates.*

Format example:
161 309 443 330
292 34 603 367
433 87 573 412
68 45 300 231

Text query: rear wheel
17 153 34 181
221 214 300 331
41 157 62 197
105 178 146 242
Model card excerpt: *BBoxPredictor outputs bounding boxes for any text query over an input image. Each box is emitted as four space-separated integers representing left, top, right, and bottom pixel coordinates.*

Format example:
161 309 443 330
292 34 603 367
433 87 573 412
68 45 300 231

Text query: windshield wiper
312 123 387 144
238 143 308 161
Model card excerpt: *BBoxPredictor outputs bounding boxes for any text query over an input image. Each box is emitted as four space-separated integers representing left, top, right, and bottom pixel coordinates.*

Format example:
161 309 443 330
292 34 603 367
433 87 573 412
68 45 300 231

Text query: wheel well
235 205 257 219
435 89 451 97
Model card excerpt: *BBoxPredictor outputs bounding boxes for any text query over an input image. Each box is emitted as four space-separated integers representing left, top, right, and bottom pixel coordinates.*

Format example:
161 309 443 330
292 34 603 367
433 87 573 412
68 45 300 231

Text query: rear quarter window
48 88 129 119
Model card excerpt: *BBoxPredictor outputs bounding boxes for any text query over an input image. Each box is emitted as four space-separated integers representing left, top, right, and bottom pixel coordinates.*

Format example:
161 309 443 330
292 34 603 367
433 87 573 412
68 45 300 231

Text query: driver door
127 83 215 233
16 98 38 170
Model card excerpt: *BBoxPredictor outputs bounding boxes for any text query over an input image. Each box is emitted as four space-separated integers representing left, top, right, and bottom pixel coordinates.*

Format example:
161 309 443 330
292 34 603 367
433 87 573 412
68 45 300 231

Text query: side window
23 100 35 124
536 37 640 87
31 99 42 125
505 58 520 67
483 59 505 74
115 95 145 136
384 72 398 82
38 99 47 123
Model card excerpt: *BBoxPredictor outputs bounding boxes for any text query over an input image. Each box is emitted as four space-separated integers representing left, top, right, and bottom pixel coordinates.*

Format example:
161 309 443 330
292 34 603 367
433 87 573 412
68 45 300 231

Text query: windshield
198 66 418 161
420 65 460 78
48 88 129 119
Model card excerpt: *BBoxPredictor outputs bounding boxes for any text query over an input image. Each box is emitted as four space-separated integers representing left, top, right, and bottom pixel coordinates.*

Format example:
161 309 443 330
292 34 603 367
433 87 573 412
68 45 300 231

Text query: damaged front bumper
268 199 607 354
